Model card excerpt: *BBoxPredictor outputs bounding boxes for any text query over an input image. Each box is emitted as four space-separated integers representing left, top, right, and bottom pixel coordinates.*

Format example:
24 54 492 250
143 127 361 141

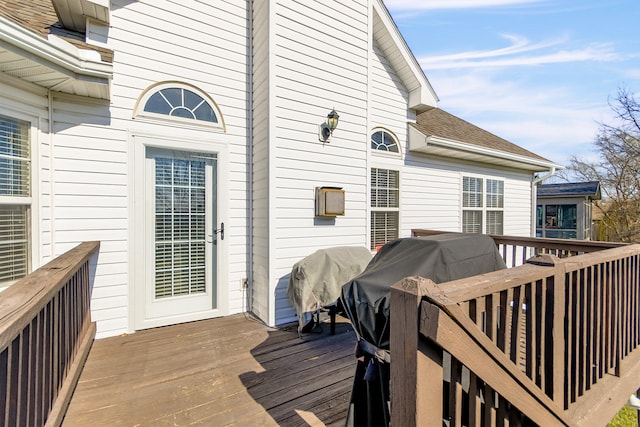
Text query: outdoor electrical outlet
241 278 248 290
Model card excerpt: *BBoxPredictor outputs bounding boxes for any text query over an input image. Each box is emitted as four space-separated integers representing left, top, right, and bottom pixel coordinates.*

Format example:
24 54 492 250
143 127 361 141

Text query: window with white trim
371 129 399 153
0 115 30 284
371 168 399 250
135 83 223 129
462 176 504 234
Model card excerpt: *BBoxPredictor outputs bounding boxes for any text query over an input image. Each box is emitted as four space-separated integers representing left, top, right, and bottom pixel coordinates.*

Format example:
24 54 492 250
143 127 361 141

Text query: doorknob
214 222 224 241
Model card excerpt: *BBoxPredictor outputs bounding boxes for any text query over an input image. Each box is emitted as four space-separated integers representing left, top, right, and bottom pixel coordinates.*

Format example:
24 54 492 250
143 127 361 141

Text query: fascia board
52 0 110 32
408 125 563 171
426 134 564 170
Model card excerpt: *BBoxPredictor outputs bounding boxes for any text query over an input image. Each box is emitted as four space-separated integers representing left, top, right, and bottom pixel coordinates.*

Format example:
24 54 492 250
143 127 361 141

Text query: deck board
63 314 357 426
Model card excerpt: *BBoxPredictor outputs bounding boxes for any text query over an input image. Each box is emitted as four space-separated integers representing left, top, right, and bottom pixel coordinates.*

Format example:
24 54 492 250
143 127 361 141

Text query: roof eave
372 0 438 111
0 17 112 99
52 0 109 32
408 126 563 172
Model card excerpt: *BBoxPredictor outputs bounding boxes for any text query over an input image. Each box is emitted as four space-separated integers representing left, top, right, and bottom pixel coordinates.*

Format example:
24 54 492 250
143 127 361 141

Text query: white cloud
426 68 609 165
417 34 620 69
621 68 640 81
422 34 559 61
382 0 637 167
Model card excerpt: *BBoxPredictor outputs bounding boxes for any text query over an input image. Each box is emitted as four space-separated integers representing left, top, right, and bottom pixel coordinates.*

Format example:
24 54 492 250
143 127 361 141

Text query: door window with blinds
152 152 214 300
0 115 30 285
462 176 504 234
371 168 399 250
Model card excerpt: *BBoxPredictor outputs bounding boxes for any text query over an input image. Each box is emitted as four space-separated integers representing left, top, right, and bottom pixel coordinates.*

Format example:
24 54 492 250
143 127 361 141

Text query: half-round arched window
134 82 224 130
371 129 400 153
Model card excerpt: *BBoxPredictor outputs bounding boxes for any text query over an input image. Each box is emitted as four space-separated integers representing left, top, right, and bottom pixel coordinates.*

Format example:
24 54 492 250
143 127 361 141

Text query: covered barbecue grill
340 233 507 426
287 246 373 333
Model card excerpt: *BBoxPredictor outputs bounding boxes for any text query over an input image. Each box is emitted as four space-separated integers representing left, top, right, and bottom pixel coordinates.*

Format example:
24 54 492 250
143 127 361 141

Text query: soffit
0 45 110 99
52 0 109 32
0 0 112 100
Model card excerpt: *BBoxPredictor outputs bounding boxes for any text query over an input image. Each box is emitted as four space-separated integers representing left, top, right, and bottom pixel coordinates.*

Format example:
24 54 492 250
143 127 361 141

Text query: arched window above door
134 82 224 130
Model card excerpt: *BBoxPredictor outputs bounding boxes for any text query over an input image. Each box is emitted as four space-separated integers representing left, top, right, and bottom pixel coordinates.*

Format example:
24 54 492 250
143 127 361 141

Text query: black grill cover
340 233 507 426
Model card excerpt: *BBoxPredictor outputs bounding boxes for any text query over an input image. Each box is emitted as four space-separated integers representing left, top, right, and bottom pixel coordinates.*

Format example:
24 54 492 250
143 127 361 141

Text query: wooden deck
62 314 357 426
8 234 637 426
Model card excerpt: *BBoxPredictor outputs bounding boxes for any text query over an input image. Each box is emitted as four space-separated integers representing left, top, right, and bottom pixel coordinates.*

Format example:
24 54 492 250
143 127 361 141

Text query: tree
565 87 640 242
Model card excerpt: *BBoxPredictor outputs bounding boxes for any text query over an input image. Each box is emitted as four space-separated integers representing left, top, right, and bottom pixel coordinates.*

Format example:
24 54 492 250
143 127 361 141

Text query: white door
144 148 219 321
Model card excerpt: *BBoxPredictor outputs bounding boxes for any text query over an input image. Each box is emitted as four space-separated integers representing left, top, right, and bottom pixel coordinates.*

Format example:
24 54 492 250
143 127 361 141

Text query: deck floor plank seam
63 314 357 426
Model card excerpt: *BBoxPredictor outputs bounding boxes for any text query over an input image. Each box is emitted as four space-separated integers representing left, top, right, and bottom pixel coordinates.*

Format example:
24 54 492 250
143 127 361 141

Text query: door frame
129 131 229 331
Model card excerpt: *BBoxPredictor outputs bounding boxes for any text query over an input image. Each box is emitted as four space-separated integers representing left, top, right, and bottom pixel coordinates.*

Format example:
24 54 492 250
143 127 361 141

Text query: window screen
462 176 504 235
371 168 400 250
0 115 30 284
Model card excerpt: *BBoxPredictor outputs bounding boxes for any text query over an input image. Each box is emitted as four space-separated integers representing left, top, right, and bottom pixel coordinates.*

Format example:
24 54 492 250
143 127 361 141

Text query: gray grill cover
341 233 507 353
287 246 373 329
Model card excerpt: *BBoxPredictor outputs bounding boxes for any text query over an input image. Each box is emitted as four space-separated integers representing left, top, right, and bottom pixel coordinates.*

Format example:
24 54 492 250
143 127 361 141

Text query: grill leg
329 305 336 335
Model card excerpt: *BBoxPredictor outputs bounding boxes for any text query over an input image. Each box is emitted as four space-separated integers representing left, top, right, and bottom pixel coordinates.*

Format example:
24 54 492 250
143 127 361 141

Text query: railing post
390 277 440 427
527 254 566 408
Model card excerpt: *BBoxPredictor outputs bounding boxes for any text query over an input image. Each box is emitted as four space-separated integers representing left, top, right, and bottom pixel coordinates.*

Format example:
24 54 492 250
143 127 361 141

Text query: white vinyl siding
0 0 542 337
370 39 408 253
50 94 129 335
0 115 31 284
368 23 534 241
401 153 534 238
370 41 411 133
29 0 250 337
250 0 271 324
269 0 370 325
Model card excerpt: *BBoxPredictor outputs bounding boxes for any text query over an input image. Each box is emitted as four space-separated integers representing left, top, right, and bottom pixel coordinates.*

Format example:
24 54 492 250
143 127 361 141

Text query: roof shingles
413 107 550 163
537 181 601 199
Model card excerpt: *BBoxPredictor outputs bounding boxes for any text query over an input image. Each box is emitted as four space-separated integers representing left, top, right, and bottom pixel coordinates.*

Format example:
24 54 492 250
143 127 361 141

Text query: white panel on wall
270 0 370 325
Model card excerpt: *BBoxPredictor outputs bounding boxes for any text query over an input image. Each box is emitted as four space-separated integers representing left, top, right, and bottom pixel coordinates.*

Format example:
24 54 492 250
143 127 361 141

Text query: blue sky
384 0 640 168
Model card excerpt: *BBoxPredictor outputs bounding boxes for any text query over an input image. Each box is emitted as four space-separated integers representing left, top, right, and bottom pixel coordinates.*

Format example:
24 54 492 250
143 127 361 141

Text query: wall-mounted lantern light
319 109 339 142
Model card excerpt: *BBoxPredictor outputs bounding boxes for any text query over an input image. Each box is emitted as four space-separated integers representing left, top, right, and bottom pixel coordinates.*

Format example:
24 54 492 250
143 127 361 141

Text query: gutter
49 90 56 259
531 167 557 237
425 135 560 171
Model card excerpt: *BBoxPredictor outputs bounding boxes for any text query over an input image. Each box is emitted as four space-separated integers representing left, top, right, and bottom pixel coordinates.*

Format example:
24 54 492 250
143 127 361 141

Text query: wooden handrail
411 229 624 252
0 241 99 427
421 289 570 426
391 277 571 427
412 229 625 268
391 236 640 426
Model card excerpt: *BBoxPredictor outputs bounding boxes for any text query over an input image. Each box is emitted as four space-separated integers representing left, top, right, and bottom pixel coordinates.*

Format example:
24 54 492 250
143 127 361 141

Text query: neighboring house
0 0 561 338
536 181 601 240
591 200 611 242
